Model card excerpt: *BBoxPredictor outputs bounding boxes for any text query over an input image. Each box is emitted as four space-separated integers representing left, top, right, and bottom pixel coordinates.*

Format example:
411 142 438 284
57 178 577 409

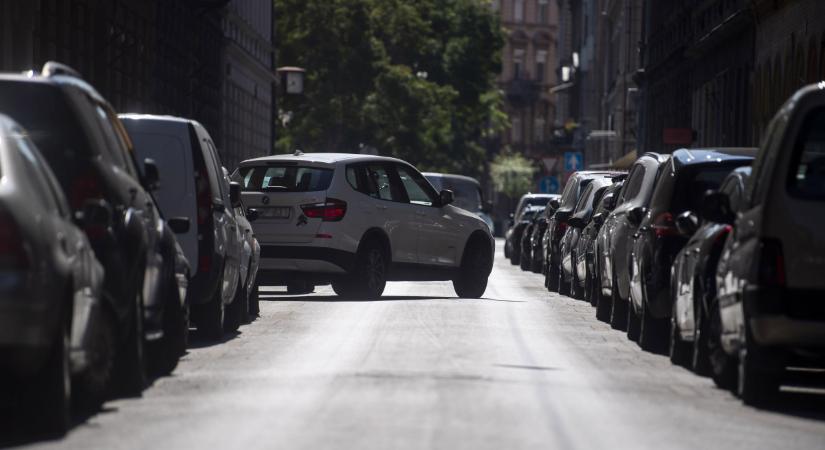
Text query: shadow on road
261 294 455 302
186 329 241 349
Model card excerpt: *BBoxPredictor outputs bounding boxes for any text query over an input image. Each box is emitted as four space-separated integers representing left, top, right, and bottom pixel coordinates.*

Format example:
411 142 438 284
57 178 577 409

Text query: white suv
234 153 494 298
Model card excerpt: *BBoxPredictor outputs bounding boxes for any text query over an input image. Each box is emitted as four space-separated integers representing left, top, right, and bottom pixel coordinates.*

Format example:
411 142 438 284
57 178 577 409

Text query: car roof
520 193 558 199
119 113 198 125
0 71 108 105
240 152 412 167
670 148 756 170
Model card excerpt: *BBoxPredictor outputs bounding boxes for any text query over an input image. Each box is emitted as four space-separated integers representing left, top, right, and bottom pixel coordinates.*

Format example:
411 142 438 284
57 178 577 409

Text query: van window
788 107 825 200
238 165 334 192
129 132 190 205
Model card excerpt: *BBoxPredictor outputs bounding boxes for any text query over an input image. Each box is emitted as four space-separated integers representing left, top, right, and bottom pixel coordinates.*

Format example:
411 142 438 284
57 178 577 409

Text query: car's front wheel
453 242 492 298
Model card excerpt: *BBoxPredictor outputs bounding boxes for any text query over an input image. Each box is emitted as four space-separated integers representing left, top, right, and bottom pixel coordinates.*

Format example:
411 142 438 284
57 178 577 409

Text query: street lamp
276 66 306 95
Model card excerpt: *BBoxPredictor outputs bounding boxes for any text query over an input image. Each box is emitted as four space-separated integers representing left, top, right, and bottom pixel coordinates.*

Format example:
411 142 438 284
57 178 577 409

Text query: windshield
439 178 482 212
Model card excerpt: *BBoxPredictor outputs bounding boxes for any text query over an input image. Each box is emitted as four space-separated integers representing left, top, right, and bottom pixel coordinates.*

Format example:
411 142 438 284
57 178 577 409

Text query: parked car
527 202 558 273
670 167 753 376
0 62 180 396
710 84 825 405
627 148 756 352
577 181 624 307
504 193 556 260
545 171 624 292
597 153 670 330
519 206 546 271
120 114 246 338
508 205 543 266
234 153 494 299
424 172 494 234
222 166 260 323
0 116 106 434
562 177 618 299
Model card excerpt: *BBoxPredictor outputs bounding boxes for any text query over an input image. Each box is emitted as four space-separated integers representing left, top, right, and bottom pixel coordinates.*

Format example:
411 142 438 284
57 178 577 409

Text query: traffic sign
538 176 560 194
564 152 584 171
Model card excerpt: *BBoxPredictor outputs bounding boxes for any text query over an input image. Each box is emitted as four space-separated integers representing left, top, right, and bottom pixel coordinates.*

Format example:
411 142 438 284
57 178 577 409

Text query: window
788 107 825 199
538 0 548 24
513 48 525 79
514 0 524 22
238 165 334 192
536 50 547 82
396 165 438 206
511 116 522 143
621 165 646 202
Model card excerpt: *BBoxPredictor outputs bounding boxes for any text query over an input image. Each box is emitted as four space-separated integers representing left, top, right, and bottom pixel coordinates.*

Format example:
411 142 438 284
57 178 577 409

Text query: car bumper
259 245 355 274
744 285 825 349
750 316 825 347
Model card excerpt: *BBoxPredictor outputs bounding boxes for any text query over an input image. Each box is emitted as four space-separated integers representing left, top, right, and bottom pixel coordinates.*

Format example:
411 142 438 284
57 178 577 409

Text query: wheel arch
358 227 392 262
460 230 494 271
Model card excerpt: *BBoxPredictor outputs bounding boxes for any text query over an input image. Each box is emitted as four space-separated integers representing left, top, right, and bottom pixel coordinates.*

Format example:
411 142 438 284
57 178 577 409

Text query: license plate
260 207 291 219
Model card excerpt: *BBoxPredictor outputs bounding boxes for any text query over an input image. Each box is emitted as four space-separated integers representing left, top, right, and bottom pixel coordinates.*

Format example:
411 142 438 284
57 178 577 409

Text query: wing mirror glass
439 189 454 206
675 211 699 237
593 212 605 226
549 199 560 210
246 208 259 222
702 191 735 224
142 158 160 191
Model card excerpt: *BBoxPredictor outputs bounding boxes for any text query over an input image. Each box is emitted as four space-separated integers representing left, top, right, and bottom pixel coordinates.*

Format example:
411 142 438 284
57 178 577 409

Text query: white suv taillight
301 198 347 222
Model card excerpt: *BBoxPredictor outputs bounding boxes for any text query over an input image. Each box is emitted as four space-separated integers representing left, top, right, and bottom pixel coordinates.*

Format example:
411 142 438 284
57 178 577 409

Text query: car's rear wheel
692 302 711 376
737 322 781 406
332 280 357 298
609 272 628 330
75 303 117 406
223 278 247 333
626 300 641 342
193 287 224 340
352 240 387 299
639 299 668 354
519 245 531 271
248 279 261 319
708 301 736 389
669 315 691 367
114 285 146 397
453 241 491 298
557 264 570 296
147 277 187 376
27 317 71 437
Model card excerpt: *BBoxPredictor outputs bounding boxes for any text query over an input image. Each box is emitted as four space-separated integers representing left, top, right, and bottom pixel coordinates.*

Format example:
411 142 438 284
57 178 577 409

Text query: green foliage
275 0 505 176
490 153 537 199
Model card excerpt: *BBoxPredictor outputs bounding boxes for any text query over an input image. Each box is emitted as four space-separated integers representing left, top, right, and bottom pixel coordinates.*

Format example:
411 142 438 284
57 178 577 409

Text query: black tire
27 319 71 437
595 292 612 323
114 288 146 397
530 253 543 273
147 278 188 377
332 280 357 298
609 272 628 330
353 240 387 299
519 246 531 271
287 279 315 295
626 300 641 342
557 266 570 296
737 322 781 406
194 288 224 340
638 300 668 354
74 304 117 407
708 301 736 389
504 240 511 259
691 303 711 376
585 265 595 306
248 279 260 319
509 250 520 266
223 279 247 333
453 241 492 298
669 316 692 367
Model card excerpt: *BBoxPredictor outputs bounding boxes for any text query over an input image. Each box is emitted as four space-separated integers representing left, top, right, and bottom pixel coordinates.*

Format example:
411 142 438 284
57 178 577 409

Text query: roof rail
41 61 82 79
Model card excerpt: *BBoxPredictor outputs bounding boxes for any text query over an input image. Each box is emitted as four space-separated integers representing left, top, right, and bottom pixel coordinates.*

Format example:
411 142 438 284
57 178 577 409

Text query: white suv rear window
238 165 333 192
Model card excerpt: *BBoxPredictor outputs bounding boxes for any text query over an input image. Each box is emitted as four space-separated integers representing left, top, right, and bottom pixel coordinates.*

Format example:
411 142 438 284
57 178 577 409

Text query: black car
627 148 756 352
520 206 545 271
574 180 624 305
509 206 543 265
544 171 624 292
669 167 752 376
0 62 184 395
504 193 556 262
712 85 825 405
559 177 615 298
598 153 670 330
527 203 557 273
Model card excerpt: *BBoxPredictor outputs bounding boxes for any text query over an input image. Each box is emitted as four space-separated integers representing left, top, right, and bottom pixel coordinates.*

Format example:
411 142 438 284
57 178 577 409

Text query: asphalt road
9 240 825 449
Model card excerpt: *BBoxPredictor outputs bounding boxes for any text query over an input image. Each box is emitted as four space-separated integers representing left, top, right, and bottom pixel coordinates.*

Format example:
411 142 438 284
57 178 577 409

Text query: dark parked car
627 148 756 352
559 177 614 298
508 206 543 265
504 193 556 261
597 153 670 330
545 171 624 292
670 167 752 376
527 202 558 273
520 206 546 271
0 116 105 434
711 84 825 405
0 62 183 395
573 180 625 304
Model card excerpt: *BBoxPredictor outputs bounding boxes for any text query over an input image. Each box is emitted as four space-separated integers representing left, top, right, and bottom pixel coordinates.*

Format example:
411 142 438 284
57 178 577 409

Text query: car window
396 164 438 206
239 164 334 192
22 135 72 218
573 182 595 214
91 102 132 172
620 165 645 202
11 133 59 212
436 178 482 211
719 176 742 212
366 164 399 201
788 107 825 200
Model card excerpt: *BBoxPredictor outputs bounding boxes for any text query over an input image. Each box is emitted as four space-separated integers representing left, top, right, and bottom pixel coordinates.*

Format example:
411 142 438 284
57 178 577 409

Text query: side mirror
603 193 616 210
627 206 647 226
593 212 605 226
230 182 242 207
246 208 259 222
549 199 560 209
675 211 699 237
78 199 112 227
554 209 572 222
143 158 160 191
167 217 190 234
568 217 585 229
439 189 454 206
702 191 735 224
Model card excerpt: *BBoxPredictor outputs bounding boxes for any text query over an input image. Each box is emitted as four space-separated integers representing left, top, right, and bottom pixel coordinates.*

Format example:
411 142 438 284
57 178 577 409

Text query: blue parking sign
564 152 584 171
538 176 560 194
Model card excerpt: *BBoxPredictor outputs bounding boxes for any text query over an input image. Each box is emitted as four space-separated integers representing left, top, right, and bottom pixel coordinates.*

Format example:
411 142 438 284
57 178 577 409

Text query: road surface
9 240 825 449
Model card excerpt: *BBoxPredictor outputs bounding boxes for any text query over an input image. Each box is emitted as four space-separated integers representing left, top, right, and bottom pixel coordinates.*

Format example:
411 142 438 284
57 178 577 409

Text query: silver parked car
0 115 106 435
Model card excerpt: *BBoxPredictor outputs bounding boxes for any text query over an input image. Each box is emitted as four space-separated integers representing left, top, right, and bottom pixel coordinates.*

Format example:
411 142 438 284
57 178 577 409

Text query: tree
274 0 505 177
489 153 537 199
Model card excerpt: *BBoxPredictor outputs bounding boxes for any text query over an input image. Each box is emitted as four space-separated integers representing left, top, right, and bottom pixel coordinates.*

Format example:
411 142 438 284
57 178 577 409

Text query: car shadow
186 329 241 349
260 293 525 303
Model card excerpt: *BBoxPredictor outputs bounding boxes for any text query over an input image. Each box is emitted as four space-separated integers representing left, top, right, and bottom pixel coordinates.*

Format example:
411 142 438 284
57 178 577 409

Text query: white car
234 153 494 298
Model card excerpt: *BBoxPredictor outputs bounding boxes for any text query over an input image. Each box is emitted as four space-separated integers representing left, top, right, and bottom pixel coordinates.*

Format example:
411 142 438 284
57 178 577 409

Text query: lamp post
273 66 306 154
